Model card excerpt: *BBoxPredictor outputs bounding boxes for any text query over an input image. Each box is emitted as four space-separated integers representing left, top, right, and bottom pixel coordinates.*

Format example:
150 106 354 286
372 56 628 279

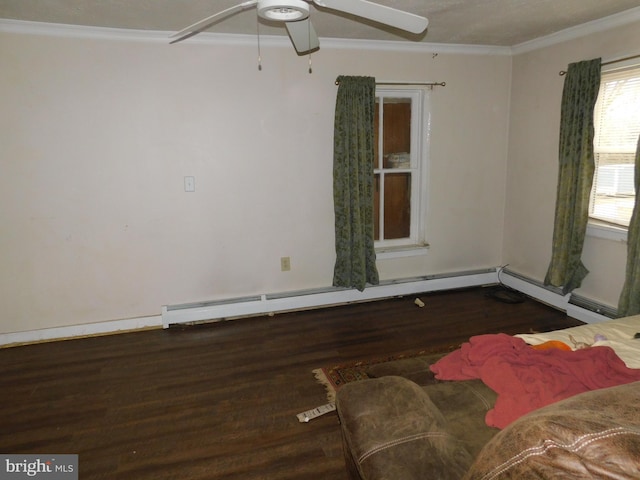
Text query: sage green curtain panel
618 135 640 317
332 76 379 291
545 58 601 295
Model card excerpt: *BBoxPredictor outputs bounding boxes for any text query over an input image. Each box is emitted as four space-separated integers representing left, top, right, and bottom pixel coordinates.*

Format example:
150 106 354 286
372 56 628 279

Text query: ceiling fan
169 0 429 55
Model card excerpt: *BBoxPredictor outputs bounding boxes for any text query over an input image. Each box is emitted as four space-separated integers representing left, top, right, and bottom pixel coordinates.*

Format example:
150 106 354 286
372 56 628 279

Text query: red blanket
430 333 640 428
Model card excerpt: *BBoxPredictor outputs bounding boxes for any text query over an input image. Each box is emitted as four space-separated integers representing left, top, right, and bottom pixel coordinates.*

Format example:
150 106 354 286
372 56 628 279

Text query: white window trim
376 244 430 259
374 87 431 258
586 221 628 243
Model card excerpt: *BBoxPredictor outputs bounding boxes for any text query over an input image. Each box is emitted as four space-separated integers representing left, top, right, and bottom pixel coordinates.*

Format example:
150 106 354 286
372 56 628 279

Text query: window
373 88 429 255
589 64 640 229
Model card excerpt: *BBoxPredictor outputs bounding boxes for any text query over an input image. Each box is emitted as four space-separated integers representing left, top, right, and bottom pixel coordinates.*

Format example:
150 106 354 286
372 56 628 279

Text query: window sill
376 244 430 260
586 221 628 243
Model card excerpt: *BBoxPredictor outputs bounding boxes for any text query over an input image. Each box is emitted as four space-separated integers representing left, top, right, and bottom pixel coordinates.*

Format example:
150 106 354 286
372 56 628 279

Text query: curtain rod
334 79 446 86
559 53 640 76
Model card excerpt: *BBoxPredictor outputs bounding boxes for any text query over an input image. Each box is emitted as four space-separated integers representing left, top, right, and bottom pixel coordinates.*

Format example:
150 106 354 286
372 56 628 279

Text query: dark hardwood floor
0 287 583 479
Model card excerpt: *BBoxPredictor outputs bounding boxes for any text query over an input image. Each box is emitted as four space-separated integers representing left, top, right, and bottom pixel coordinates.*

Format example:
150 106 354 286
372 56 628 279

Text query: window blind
590 65 640 227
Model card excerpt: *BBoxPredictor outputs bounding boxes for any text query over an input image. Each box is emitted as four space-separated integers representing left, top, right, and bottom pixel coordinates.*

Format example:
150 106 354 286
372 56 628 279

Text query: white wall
0 27 511 334
503 19 640 309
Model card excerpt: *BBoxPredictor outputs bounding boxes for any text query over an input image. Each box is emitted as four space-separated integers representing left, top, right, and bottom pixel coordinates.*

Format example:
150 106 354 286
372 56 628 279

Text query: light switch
184 176 195 192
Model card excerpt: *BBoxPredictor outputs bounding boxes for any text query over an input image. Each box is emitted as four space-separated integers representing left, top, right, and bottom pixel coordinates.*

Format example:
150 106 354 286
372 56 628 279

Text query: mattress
516 314 640 368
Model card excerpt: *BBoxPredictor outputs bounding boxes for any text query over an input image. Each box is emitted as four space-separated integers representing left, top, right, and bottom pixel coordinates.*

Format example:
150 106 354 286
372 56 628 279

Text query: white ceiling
1 0 640 47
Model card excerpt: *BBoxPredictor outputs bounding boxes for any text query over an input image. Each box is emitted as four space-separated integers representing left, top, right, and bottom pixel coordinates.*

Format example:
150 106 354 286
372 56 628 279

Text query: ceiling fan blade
313 0 428 34
169 0 258 44
285 19 320 55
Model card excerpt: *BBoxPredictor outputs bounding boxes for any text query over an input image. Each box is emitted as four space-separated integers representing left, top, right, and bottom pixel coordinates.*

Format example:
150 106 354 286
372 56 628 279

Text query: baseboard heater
569 293 617 319
499 268 617 323
161 268 498 328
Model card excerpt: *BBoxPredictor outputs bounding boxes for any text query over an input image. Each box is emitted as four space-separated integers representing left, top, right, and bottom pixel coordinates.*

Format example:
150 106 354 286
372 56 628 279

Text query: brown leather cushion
336 376 497 480
364 353 500 458
464 381 640 479
422 379 499 458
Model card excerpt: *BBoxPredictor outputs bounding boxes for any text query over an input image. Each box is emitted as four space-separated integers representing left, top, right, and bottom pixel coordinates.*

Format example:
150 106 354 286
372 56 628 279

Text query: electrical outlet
280 257 291 272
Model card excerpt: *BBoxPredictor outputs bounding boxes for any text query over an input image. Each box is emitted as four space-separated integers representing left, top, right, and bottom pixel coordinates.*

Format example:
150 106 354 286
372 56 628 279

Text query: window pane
373 89 426 247
384 173 411 239
382 98 411 168
590 66 640 227
374 174 380 241
594 71 640 153
590 154 635 226
373 102 380 169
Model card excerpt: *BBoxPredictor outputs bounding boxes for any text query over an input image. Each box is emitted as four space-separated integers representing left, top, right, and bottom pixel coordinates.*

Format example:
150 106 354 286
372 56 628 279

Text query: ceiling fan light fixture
257 0 309 22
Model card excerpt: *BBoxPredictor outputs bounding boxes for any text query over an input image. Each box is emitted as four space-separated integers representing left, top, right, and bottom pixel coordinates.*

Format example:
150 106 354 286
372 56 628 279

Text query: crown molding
512 6 640 55
2 8 640 57
320 37 511 56
0 19 509 56
0 19 169 43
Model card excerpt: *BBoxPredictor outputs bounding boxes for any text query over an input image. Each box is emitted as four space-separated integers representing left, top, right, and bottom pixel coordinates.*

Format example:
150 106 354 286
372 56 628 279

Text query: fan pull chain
307 19 312 74
257 15 262 71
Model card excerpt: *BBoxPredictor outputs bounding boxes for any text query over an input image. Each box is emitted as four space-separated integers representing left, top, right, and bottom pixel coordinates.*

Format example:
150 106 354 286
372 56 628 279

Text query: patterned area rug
313 344 461 402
